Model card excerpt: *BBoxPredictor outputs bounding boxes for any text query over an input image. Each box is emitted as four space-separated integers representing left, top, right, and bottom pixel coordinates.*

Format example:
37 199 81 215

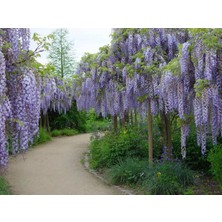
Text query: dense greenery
104 158 148 185
89 126 148 169
33 127 52 145
142 161 194 195
51 128 79 137
48 102 86 133
85 109 111 132
0 176 11 195
208 144 222 188
89 124 220 194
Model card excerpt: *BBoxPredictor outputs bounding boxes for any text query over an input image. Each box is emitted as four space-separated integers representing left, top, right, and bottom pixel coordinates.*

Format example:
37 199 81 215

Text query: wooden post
148 99 153 168
113 115 118 132
161 111 173 160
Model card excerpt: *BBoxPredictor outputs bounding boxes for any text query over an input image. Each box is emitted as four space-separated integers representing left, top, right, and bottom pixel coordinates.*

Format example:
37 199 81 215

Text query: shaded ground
191 173 222 195
5 134 122 195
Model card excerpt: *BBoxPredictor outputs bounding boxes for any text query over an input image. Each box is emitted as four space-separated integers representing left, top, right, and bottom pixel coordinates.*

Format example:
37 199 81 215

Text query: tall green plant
48 28 76 78
208 144 222 188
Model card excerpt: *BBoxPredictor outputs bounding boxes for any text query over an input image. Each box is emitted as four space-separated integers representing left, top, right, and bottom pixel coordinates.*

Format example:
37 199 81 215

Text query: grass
51 128 79 137
33 127 52 145
0 176 11 195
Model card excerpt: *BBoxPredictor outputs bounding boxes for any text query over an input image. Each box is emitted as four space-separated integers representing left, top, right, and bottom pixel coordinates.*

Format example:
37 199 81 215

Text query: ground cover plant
0 176 11 195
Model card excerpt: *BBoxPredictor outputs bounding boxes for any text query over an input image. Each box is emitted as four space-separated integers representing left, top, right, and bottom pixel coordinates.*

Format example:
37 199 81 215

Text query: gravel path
5 134 122 195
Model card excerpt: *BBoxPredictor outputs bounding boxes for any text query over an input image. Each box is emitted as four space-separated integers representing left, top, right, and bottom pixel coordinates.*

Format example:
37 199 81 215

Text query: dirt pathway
5 134 122 195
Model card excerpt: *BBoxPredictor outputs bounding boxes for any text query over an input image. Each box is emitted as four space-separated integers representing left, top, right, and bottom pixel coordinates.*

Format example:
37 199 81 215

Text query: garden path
5 134 122 195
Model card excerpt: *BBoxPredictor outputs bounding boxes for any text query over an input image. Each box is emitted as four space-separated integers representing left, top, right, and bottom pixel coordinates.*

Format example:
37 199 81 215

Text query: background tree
48 29 75 78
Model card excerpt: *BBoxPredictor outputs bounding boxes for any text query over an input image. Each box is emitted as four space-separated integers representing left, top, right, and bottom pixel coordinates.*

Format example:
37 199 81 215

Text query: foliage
172 124 215 172
0 28 78 169
51 128 78 137
208 144 222 188
75 28 222 161
85 109 111 132
48 28 76 78
142 160 194 195
33 127 51 145
0 176 11 195
48 102 86 133
104 158 148 185
89 126 148 169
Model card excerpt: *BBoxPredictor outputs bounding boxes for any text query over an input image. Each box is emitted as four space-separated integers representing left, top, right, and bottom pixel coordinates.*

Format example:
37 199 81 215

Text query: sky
30 28 112 64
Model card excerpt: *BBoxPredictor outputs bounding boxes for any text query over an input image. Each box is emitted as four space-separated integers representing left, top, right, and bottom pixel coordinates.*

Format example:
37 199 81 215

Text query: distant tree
48 29 75 78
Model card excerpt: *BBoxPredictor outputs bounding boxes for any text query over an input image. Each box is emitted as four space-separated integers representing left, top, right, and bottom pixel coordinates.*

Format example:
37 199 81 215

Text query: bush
143 161 194 195
48 101 86 133
208 144 222 188
105 158 148 185
33 127 52 145
51 128 79 137
85 109 111 132
0 176 11 195
172 124 213 172
89 126 148 169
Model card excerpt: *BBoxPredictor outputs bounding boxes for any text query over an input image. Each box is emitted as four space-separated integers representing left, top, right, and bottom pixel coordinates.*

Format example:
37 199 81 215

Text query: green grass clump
33 127 52 145
142 161 194 195
51 128 79 137
105 158 148 185
0 177 11 195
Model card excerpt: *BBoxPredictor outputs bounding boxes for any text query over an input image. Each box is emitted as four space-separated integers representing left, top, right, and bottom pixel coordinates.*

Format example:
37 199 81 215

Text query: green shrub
48 101 86 133
51 128 79 137
208 144 222 188
0 176 11 195
172 124 213 172
86 119 111 132
143 161 194 195
89 126 148 169
33 127 52 145
85 109 111 132
105 158 149 185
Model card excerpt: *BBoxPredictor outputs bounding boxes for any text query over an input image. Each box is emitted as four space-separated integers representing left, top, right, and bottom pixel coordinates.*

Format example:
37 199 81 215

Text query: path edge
83 150 134 195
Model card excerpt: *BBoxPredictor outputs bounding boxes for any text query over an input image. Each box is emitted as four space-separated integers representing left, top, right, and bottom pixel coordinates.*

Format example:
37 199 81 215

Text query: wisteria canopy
1 28 222 168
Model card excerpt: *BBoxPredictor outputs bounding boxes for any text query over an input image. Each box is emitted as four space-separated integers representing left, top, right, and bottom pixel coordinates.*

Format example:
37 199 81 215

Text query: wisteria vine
0 28 75 169
75 28 222 159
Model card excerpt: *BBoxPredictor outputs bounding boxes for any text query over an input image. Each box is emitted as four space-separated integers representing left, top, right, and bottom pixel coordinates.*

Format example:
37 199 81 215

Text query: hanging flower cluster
75 28 222 159
0 28 75 169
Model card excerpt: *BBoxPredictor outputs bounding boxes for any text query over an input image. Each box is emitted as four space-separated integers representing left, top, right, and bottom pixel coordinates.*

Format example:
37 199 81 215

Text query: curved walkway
5 134 122 195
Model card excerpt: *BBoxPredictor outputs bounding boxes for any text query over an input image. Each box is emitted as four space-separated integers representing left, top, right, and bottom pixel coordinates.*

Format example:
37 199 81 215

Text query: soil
5 134 122 195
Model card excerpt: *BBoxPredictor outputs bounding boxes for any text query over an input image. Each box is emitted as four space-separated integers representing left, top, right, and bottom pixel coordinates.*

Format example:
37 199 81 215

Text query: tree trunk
113 115 118 132
40 112 43 129
46 113 50 132
130 111 133 125
161 111 173 160
124 111 129 126
134 110 138 126
148 99 153 168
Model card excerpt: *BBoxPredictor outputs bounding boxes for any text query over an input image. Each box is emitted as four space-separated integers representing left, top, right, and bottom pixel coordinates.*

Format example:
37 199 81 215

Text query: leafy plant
85 109 111 132
0 176 11 195
33 127 52 145
89 126 148 169
172 124 213 172
105 158 148 185
51 128 79 137
142 160 194 195
208 144 222 188
48 102 86 133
